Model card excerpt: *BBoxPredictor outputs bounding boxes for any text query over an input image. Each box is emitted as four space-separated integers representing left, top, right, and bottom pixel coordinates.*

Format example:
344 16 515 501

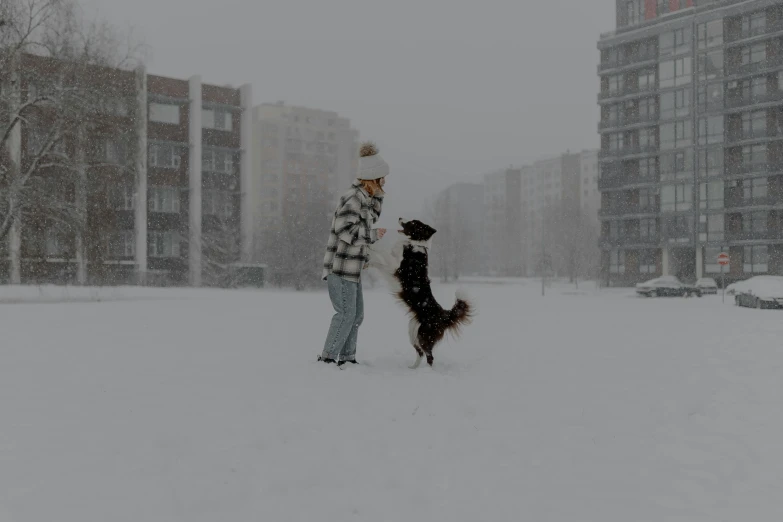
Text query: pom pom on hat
359 142 379 158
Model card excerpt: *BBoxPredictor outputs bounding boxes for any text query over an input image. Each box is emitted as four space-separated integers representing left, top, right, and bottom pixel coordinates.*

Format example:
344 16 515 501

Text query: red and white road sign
717 252 730 266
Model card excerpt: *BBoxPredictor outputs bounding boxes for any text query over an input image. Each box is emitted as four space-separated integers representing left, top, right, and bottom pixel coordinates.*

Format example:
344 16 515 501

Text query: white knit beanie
357 142 389 180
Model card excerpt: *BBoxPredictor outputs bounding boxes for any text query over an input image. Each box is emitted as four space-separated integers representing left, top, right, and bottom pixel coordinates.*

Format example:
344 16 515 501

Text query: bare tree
0 0 144 283
537 202 600 283
260 189 332 291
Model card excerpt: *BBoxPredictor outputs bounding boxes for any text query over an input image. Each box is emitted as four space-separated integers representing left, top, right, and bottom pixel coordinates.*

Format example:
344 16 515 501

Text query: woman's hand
377 228 387 239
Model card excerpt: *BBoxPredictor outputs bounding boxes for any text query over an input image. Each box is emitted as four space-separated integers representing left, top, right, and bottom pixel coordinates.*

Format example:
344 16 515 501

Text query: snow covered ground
1 279 783 521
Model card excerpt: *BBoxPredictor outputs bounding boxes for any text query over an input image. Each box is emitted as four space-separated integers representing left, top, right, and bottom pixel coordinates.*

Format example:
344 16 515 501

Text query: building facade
598 0 783 285
521 150 601 276
249 102 359 235
483 167 523 276
432 182 484 279
1 54 253 286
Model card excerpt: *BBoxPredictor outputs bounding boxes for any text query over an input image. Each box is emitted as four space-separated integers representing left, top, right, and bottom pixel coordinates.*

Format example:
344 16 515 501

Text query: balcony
599 112 659 131
600 234 659 247
725 90 783 110
599 204 659 217
726 127 782 144
726 162 783 176
726 54 783 78
599 144 659 160
725 195 783 209
598 83 658 103
598 49 658 73
598 174 659 190
725 229 783 242
726 20 783 44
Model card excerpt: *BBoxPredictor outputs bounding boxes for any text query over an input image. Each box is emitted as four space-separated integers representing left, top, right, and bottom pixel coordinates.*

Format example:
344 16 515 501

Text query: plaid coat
322 182 384 282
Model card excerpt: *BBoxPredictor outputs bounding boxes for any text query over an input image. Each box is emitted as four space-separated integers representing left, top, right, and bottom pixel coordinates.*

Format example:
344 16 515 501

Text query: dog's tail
444 289 474 336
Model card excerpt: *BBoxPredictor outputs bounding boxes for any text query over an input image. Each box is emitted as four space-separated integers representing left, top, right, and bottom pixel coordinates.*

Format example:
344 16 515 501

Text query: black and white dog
367 218 473 369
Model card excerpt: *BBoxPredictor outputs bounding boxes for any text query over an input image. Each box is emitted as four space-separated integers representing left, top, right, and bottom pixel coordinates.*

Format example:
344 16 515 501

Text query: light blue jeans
322 274 364 362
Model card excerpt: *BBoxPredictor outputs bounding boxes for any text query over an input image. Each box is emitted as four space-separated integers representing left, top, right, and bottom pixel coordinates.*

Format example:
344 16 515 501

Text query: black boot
317 355 336 364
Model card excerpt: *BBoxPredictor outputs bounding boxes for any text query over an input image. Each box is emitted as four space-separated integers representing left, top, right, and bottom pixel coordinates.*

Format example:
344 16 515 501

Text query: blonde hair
360 179 384 197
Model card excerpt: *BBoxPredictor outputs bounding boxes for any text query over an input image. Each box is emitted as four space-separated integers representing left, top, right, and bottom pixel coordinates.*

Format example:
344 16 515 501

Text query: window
660 151 693 181
107 231 135 258
697 82 723 112
149 103 180 124
203 190 234 219
640 218 657 240
606 132 624 151
744 245 768 273
751 76 767 99
609 221 621 240
609 249 625 274
660 88 690 119
149 231 181 258
697 20 723 49
673 27 691 53
202 149 235 174
698 50 723 81
707 214 724 242
742 110 767 138
202 108 233 131
699 147 724 178
103 138 128 165
108 185 135 210
699 180 724 210
698 115 724 145
94 97 130 117
638 69 656 91
640 188 657 210
624 0 642 26
639 127 657 148
741 43 766 66
661 183 693 212
608 74 625 94
604 104 619 124
743 211 768 234
742 11 766 36
639 97 657 119
639 158 658 180
743 177 768 201
148 186 180 213
639 249 657 274
742 144 767 168
44 228 71 258
660 120 692 150
148 143 182 169
659 57 692 88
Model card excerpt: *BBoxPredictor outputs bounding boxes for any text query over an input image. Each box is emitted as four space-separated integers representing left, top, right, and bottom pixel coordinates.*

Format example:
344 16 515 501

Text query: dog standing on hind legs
367 218 473 369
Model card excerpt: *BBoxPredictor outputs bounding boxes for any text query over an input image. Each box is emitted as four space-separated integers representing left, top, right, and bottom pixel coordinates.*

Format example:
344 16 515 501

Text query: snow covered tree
0 0 143 283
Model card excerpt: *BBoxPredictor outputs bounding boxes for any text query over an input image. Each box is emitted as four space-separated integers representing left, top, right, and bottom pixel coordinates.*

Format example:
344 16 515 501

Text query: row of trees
0 0 147 284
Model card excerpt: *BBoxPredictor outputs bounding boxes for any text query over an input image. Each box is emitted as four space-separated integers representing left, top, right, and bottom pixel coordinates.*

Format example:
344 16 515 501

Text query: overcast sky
85 0 615 226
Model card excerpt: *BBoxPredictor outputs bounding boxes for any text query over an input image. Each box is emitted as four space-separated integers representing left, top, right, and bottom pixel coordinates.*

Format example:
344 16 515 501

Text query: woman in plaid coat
318 142 389 366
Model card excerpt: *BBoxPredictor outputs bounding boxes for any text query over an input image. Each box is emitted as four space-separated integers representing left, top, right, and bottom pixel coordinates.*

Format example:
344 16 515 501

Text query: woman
318 142 388 366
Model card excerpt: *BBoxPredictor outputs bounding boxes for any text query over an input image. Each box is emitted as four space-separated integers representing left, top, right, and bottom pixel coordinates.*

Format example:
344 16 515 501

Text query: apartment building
598 0 783 285
1 53 253 286
250 102 359 237
483 167 523 276
521 150 601 276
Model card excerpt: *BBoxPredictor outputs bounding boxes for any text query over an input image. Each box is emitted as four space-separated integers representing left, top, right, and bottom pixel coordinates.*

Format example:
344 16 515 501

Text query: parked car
695 277 718 295
732 276 783 309
636 276 702 298
727 275 783 296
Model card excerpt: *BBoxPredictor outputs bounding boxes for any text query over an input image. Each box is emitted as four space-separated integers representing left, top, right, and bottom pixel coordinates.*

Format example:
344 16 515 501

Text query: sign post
718 252 730 303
